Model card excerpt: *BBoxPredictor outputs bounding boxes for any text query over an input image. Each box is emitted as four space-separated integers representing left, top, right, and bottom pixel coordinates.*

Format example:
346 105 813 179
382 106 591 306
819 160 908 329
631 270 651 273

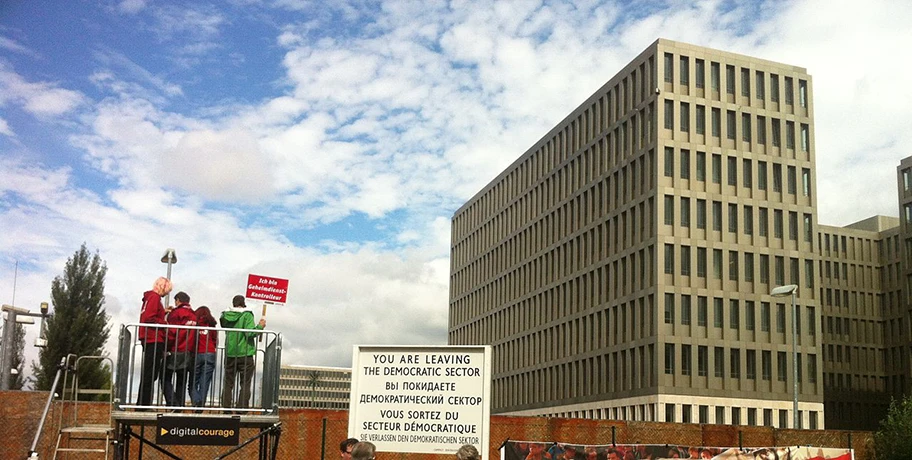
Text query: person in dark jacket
162 291 196 406
220 295 265 410
137 276 172 407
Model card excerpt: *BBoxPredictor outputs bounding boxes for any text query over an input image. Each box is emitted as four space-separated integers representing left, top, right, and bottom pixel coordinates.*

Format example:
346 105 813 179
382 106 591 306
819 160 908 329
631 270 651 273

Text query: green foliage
874 394 912 460
7 323 26 389
31 243 112 393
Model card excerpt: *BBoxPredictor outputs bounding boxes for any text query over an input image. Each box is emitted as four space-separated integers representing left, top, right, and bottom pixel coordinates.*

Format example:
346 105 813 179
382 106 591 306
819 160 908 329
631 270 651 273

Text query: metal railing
115 323 281 415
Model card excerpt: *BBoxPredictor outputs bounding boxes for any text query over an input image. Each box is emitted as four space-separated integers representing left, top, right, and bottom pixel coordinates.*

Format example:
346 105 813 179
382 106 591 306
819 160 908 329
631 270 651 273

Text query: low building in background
279 365 351 410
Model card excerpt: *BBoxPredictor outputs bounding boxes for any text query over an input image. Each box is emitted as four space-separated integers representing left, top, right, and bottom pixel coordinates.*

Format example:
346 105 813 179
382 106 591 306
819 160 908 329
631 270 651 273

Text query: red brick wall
1 391 873 459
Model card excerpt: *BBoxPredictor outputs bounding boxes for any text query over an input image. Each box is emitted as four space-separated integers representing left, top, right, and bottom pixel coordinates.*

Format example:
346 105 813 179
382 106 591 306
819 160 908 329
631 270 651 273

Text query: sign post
349 345 491 456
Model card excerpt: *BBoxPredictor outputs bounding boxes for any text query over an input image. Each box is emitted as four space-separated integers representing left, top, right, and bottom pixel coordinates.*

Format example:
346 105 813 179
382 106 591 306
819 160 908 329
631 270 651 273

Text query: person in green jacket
220 295 265 410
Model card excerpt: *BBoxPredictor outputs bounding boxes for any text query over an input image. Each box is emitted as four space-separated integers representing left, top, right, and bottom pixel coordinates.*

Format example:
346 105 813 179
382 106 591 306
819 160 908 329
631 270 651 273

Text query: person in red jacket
162 291 196 406
189 306 218 408
137 276 172 407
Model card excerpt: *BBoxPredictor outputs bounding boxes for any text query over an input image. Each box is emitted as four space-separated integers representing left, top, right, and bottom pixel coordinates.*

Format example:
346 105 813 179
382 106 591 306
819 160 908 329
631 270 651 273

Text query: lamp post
161 248 177 308
771 284 799 429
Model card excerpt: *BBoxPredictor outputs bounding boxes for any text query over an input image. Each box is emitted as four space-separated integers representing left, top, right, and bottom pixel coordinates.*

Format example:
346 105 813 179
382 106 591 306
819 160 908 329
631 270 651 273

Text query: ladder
53 355 115 459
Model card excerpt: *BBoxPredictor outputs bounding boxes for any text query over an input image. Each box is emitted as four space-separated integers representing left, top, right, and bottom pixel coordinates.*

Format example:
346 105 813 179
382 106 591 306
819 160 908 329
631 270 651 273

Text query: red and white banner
246 274 289 304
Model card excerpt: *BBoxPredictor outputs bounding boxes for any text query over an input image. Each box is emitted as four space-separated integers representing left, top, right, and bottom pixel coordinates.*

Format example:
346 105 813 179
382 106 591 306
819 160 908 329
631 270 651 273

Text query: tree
32 244 111 394
874 394 912 459
308 370 320 408
6 323 26 389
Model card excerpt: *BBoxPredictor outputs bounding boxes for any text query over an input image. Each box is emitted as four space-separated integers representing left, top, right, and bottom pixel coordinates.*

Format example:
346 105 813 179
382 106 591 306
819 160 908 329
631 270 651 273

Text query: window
770 74 779 102
712 154 722 184
681 294 692 324
681 197 691 227
772 119 781 146
665 293 675 324
681 344 692 375
741 112 751 142
681 245 691 276
772 163 782 192
762 350 772 380
697 296 708 326
695 59 705 88
787 166 797 194
756 71 765 99
730 348 741 378
730 299 740 329
664 244 675 274
713 249 723 280
680 56 689 86
776 303 786 333
726 110 736 140
680 102 690 132
727 156 737 186
698 346 708 376
728 203 738 233
711 62 720 91
743 159 752 188
774 209 783 238
740 68 750 97
744 206 753 236
712 200 722 231
697 247 707 278
778 351 787 382
665 343 675 374
745 301 755 330
800 123 809 151
664 99 674 129
714 346 724 377
757 116 766 144
758 161 767 190
664 53 673 83
696 151 706 181
802 168 811 196
786 121 795 149
680 149 690 179
761 302 770 332
664 147 674 177
711 108 721 137
746 349 756 380
713 298 723 328
696 199 707 229
785 77 793 104
664 195 674 224
696 105 705 134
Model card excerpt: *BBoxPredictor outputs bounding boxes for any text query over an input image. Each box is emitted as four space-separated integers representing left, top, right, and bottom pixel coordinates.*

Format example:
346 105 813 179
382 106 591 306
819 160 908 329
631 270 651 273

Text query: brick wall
1 391 873 459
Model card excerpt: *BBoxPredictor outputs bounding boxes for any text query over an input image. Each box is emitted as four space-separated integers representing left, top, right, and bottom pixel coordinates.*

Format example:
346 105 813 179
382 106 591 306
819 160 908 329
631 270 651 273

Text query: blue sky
2 0 911 372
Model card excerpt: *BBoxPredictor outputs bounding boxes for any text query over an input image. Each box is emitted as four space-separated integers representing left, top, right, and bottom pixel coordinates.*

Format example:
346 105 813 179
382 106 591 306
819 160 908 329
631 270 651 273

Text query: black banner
156 415 241 446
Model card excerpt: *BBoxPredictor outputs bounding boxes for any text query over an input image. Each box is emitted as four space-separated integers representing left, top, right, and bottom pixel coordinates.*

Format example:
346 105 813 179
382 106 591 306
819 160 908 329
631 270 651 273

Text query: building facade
449 38 828 428
278 365 352 409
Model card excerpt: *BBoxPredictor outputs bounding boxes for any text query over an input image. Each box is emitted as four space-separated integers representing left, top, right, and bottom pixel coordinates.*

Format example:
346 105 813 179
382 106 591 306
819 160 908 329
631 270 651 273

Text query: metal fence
115 322 281 413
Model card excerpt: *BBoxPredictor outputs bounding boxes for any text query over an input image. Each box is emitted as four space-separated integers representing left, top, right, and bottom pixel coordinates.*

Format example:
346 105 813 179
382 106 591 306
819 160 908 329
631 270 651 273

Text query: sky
1 0 911 380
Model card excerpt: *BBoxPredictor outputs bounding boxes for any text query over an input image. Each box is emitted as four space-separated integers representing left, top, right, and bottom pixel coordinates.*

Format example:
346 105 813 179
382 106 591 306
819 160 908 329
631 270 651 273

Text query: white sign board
349 345 491 455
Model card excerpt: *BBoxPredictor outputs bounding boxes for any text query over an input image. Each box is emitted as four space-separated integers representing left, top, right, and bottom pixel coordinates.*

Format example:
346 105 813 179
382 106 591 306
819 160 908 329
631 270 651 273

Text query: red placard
246 274 289 304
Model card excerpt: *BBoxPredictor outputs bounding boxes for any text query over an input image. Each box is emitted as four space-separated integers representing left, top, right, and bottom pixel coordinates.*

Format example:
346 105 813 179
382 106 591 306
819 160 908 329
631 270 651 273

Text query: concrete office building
278 365 352 409
449 38 826 428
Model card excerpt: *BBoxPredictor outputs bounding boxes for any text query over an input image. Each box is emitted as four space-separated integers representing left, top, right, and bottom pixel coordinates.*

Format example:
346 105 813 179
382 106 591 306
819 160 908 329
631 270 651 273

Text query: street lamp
161 248 177 308
771 284 799 429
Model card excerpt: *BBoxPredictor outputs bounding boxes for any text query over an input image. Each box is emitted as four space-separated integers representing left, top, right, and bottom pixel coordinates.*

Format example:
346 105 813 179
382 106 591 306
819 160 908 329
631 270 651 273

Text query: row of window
662 196 813 242
662 147 812 195
662 293 816 334
662 244 815 287
663 52 809 107
663 343 818 385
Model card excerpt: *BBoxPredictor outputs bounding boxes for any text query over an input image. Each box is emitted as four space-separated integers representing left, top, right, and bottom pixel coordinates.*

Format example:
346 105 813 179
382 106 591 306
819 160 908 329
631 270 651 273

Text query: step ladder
53 355 115 459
